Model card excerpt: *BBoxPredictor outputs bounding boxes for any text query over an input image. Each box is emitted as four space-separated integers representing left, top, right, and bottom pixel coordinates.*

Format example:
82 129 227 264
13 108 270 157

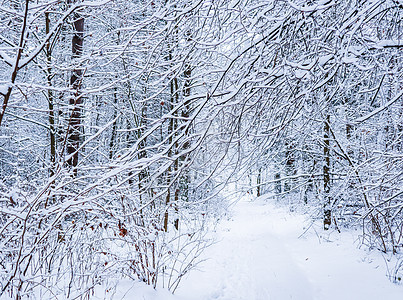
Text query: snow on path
175 196 403 300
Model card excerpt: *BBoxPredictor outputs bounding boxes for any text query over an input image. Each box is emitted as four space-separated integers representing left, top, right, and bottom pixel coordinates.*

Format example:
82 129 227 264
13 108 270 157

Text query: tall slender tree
66 0 84 176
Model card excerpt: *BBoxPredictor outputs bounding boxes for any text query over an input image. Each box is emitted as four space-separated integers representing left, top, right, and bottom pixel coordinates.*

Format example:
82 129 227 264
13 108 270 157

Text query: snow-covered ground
102 195 402 300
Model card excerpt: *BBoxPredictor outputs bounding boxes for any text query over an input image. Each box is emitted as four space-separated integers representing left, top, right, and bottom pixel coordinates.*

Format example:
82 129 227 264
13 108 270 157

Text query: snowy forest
0 0 402 298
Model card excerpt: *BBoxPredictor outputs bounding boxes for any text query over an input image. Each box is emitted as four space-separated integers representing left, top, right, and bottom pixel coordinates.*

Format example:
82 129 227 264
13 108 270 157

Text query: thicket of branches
0 0 401 298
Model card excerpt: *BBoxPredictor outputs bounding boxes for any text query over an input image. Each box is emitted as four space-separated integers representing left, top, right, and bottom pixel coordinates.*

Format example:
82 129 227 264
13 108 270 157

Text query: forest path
176 196 313 300
175 195 403 300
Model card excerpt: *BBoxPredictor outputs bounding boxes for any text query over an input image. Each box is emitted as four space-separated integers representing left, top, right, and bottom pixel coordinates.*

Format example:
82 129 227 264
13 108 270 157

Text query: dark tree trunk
257 167 261 197
45 12 56 179
323 114 331 230
284 140 296 192
66 0 84 176
180 56 192 203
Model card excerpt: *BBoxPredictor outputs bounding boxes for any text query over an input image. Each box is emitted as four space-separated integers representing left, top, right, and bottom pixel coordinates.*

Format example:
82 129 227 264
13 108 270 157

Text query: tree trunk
66 0 84 176
108 88 118 160
284 140 296 192
256 167 261 197
180 58 192 203
323 114 331 230
164 74 179 231
45 11 56 206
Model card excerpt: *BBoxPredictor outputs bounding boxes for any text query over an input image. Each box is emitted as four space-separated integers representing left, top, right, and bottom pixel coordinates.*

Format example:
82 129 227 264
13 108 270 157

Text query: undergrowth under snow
94 194 403 300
